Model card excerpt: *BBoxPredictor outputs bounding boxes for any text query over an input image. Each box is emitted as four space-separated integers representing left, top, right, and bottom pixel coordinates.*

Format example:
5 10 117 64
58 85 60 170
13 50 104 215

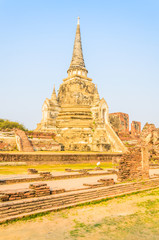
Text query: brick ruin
0 131 17 151
141 123 159 158
108 118 159 160
131 121 141 136
109 112 141 137
0 130 61 152
1 177 159 223
118 146 149 182
0 183 66 202
109 112 129 134
14 129 34 152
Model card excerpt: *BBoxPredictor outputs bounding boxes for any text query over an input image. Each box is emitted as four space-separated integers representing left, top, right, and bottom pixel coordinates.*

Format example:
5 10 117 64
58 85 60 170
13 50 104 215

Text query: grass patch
69 207 159 239
137 199 159 210
0 162 115 175
0 211 51 226
69 189 159 239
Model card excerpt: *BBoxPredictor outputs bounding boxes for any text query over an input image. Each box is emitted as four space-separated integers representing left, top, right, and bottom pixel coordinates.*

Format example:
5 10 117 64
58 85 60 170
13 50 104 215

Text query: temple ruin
36 18 126 152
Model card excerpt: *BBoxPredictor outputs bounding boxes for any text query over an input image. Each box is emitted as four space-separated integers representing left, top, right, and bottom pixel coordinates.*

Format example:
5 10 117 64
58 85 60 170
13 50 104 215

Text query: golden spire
68 17 87 72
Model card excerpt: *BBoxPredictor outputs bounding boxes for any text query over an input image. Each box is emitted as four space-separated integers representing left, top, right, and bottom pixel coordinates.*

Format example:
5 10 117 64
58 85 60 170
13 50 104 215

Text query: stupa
36 18 126 152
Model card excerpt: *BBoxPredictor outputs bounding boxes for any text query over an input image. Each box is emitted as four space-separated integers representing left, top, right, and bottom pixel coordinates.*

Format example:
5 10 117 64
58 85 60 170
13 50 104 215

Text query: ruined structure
118 146 149 182
109 112 129 134
131 121 141 136
15 129 34 152
36 18 126 152
109 112 141 137
141 123 159 156
0 130 61 152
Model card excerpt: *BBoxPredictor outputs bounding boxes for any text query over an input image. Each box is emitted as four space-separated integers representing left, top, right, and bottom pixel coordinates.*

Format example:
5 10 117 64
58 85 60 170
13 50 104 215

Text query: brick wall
26 131 56 139
0 131 17 151
0 152 122 164
118 146 149 181
109 112 129 134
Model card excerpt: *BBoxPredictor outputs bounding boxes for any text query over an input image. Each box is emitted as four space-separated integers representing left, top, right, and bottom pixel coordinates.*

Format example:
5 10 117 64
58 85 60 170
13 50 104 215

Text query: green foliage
27 130 33 134
0 119 27 131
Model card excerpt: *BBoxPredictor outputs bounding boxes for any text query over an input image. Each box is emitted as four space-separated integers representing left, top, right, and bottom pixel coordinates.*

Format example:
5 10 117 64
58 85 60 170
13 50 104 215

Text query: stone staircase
15 129 34 152
105 124 127 153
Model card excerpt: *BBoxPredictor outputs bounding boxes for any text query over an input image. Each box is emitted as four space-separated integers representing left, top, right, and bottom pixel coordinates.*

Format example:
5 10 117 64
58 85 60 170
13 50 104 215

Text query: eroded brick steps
15 129 34 152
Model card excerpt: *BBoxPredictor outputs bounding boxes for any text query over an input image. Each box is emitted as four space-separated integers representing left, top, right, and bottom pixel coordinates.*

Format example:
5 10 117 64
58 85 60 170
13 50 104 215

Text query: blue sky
0 0 159 130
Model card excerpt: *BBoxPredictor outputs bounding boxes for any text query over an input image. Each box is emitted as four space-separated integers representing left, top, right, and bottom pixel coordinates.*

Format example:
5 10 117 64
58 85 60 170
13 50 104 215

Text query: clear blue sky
0 0 159 130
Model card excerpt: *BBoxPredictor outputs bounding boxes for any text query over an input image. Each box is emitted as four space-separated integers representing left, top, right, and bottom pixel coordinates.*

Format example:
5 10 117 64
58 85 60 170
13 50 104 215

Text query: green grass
69 190 159 240
70 212 159 240
0 162 115 175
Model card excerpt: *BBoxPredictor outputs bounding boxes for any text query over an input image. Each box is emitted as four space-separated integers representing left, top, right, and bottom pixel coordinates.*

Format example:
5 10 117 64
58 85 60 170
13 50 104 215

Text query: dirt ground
0 188 159 240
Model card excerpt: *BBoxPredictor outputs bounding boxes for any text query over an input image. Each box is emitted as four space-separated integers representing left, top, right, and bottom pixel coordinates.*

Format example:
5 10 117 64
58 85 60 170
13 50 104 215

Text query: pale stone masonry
36 19 126 152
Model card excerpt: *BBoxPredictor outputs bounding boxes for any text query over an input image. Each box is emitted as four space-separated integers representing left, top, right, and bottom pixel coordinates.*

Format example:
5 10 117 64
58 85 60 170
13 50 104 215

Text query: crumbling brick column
131 121 141 136
118 146 149 182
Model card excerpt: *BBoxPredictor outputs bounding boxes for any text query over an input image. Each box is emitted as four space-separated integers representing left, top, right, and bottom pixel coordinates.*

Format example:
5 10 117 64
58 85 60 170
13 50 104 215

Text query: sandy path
0 168 158 192
0 174 117 192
